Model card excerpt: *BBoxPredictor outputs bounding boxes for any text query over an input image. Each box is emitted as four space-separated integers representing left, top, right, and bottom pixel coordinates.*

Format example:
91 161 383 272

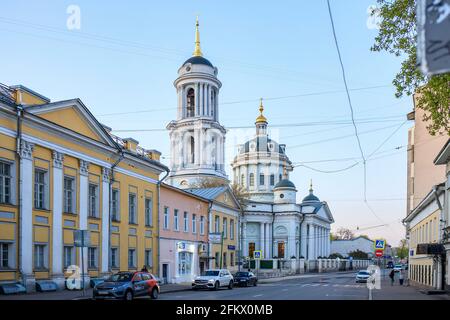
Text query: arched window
249 173 254 187
186 88 195 117
190 136 195 164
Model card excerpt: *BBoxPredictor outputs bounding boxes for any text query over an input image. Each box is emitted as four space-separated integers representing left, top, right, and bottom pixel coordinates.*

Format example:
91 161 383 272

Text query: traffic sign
254 250 262 260
374 239 385 250
375 250 383 258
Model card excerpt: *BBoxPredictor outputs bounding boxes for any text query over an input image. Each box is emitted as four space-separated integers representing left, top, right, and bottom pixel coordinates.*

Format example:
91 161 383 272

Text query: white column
242 222 248 257
199 83 204 116
52 151 65 287
195 83 199 116
79 159 89 281
19 140 35 291
264 223 270 258
260 222 264 253
101 168 110 274
309 225 315 259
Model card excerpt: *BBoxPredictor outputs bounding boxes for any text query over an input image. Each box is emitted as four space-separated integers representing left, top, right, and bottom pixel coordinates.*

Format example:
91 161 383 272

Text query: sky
0 0 413 246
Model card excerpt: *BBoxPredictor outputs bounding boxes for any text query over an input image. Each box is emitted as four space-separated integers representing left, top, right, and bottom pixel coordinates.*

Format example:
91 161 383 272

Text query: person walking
399 270 404 286
389 269 395 286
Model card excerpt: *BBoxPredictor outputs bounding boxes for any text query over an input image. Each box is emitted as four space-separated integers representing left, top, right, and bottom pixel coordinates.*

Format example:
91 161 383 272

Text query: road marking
322 284 329 287
311 284 320 287
253 294 263 297
282 289 289 291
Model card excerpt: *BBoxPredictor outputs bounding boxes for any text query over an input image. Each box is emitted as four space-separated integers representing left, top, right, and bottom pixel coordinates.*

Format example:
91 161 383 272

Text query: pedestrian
389 269 395 286
141 265 148 272
399 271 404 286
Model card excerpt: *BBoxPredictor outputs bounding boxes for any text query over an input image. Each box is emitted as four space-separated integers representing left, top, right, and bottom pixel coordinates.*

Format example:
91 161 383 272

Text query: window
34 244 47 269
223 252 227 268
88 247 98 269
249 173 255 187
0 243 12 268
183 212 189 232
279 174 282 182
270 174 275 186
186 88 195 117
230 219 235 240
215 252 220 268
163 207 169 229
241 174 245 187
178 252 192 275
111 248 119 268
0 161 12 204
64 177 75 213
174 209 179 231
88 184 98 217
259 174 265 186
215 216 220 233
192 214 197 233
145 197 152 226
34 169 47 209
249 242 255 258
111 189 120 221
223 218 228 239
129 193 137 224
145 249 153 268
200 216 205 235
64 246 74 268
128 249 136 268
230 252 234 267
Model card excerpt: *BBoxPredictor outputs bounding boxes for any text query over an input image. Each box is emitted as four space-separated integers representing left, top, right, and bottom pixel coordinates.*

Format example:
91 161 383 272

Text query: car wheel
244 281 248 287
228 281 233 290
214 281 219 290
124 290 133 301
150 287 158 300
254 280 257 287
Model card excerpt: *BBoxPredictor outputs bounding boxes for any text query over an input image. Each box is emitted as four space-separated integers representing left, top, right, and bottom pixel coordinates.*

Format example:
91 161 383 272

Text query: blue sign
227 245 235 250
375 239 385 249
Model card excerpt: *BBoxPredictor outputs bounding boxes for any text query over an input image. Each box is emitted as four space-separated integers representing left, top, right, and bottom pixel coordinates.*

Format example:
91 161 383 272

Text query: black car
386 261 394 268
233 272 257 287
93 271 160 300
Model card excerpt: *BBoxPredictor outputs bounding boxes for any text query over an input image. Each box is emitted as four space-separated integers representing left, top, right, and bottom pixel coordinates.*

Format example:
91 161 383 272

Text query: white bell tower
166 18 228 188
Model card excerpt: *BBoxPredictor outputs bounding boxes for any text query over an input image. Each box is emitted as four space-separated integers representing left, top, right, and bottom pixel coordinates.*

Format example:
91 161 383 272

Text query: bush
328 253 344 259
290 256 296 259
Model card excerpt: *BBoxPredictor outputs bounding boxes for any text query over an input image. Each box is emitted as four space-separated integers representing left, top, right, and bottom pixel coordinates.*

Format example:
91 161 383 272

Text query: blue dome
183 56 213 67
302 193 320 202
274 179 296 189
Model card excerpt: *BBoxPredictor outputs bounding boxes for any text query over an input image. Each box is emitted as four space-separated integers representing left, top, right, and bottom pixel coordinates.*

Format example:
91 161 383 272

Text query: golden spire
255 98 268 123
193 16 203 57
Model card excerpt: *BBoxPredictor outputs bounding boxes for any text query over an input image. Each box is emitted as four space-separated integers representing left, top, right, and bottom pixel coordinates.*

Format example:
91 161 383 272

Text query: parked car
93 271 160 300
386 261 394 268
394 264 403 272
192 269 234 290
233 271 257 287
355 270 371 283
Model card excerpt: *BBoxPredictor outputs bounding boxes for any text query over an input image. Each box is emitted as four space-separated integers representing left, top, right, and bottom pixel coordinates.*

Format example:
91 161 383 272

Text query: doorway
278 242 285 259
162 263 168 284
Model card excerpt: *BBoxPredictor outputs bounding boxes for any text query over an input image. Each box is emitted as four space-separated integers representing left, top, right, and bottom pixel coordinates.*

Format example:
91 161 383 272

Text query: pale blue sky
0 0 412 245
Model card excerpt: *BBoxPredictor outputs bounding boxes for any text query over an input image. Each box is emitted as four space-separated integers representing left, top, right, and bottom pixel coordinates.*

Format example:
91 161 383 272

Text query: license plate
98 291 109 295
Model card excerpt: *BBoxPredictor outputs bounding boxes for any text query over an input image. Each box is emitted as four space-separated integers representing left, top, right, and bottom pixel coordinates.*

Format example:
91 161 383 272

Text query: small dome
274 179 296 189
183 56 213 68
302 193 320 202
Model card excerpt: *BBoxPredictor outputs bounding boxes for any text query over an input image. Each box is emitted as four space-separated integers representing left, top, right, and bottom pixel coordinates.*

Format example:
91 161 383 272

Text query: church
166 18 334 264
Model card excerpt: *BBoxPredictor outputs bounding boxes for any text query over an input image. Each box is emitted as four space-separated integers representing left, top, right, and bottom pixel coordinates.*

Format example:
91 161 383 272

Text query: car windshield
235 272 249 277
395 265 402 268
358 271 370 275
108 273 133 282
204 271 220 276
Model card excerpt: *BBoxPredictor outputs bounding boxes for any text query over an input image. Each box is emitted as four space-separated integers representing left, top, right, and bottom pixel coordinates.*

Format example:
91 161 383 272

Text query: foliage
332 227 355 240
328 253 344 259
348 250 369 259
394 239 409 259
371 0 450 135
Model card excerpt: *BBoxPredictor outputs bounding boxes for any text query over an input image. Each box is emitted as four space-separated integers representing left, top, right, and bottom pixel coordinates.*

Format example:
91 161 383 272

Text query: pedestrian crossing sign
374 239 385 250
254 250 262 259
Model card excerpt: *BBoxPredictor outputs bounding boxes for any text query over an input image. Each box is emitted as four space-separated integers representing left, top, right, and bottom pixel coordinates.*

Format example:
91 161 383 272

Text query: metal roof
184 186 228 200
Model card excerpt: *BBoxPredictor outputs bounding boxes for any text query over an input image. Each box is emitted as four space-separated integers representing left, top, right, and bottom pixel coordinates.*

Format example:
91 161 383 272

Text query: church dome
302 181 320 202
274 179 296 189
182 56 214 68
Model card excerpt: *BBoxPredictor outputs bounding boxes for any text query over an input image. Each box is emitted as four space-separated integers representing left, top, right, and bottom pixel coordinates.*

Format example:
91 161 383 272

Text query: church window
190 136 195 164
241 174 245 186
249 173 254 187
186 88 195 117
259 174 265 186
270 174 275 186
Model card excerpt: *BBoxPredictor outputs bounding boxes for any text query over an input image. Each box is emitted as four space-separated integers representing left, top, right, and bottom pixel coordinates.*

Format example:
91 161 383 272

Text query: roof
403 182 445 223
434 138 450 165
242 136 286 154
10 84 50 103
161 183 209 202
274 179 296 189
184 186 228 200
331 236 374 243
182 56 213 67
298 202 323 214
302 193 320 202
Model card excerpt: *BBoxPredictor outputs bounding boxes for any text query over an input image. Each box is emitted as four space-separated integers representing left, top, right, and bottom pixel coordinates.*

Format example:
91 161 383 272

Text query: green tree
348 250 369 259
371 0 450 135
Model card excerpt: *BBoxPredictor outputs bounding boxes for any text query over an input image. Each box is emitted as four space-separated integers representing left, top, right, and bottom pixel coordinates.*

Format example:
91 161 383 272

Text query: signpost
74 230 90 296
253 251 262 278
375 250 383 258
417 0 450 75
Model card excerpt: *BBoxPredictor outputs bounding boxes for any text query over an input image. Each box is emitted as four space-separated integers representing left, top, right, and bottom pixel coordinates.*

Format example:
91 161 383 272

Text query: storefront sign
227 245 235 250
208 233 222 244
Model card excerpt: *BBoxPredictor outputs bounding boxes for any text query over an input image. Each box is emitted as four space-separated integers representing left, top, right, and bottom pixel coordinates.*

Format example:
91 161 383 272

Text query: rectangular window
64 246 74 268
174 209 179 231
223 252 227 268
200 216 205 235
230 252 234 267
129 193 137 224
0 162 12 204
163 207 169 229
215 252 220 268
279 174 282 182
230 219 235 240
145 197 152 226
111 189 120 221
34 244 47 269
34 169 47 209
88 247 98 269
128 249 136 268
145 249 153 268
215 216 220 233
111 248 119 268
183 212 188 232
223 218 228 239
270 174 275 186
88 184 98 218
192 214 197 234
259 174 265 186
249 173 255 187
0 243 11 268
64 176 75 213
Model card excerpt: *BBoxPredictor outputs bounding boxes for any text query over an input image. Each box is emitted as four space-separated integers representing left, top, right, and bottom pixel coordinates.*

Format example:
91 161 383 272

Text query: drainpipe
299 213 305 258
432 185 445 291
156 167 170 278
271 204 275 260
206 201 213 270
15 91 24 285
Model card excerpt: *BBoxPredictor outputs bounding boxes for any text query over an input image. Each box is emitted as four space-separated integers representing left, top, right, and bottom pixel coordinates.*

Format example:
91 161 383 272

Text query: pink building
159 183 209 283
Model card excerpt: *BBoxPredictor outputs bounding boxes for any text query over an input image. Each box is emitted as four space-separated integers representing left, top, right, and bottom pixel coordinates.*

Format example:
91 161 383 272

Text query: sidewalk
372 279 450 300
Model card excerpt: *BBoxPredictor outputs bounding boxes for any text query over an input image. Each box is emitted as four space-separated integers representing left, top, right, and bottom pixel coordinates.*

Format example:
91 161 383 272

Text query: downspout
157 167 170 278
432 185 445 291
299 213 305 259
207 201 213 270
271 204 275 258
15 91 24 285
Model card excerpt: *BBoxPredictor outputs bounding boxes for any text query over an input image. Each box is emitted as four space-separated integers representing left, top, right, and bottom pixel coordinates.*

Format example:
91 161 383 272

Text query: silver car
192 269 234 290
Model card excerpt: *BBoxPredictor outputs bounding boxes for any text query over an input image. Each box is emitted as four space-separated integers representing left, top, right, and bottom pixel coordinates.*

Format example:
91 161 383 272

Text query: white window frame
88 247 98 269
183 212 189 232
174 209 179 231
64 246 75 268
0 242 15 269
230 219 235 240
88 184 99 218
223 217 227 239
200 216 205 235
34 169 49 210
145 249 153 268
129 193 137 224
145 197 153 227
64 176 76 214
163 207 169 229
0 160 14 205
111 247 119 269
111 188 120 222
192 214 196 234
215 216 220 233
128 248 136 268
34 243 48 270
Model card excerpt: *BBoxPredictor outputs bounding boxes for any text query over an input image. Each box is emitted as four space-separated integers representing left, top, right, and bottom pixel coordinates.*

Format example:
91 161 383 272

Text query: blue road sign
375 239 385 250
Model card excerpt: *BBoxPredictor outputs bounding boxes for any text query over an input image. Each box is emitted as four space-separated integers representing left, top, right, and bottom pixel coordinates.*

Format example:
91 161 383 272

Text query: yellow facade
0 85 168 289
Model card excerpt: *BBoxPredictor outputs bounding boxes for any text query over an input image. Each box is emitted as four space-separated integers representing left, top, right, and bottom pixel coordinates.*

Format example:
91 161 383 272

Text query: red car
93 271 160 300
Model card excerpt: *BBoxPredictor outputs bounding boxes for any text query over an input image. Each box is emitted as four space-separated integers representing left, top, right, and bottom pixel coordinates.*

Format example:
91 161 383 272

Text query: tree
371 0 450 135
328 253 344 259
394 239 409 260
332 227 355 240
348 250 369 259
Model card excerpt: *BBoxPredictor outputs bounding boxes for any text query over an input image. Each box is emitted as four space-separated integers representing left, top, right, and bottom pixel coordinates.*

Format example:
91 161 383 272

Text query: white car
192 269 234 290
355 270 371 283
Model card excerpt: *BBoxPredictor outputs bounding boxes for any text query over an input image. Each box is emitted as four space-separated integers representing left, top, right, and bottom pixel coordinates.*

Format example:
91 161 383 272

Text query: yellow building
0 83 168 291
184 186 241 272
404 183 445 289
